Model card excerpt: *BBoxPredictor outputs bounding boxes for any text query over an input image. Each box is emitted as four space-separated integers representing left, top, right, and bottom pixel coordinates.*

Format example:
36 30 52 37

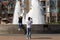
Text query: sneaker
26 35 29 39
18 28 20 31
29 37 31 39
26 38 29 39
26 37 29 39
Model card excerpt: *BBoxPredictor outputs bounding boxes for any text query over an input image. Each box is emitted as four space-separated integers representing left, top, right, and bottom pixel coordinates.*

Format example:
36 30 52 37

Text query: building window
8 1 14 7
41 1 46 6
50 0 56 7
20 0 22 2
9 8 14 12
50 0 56 13
2 5 8 13
43 7 46 13
50 7 56 13
3 0 8 1
47 1 50 5
24 0 27 2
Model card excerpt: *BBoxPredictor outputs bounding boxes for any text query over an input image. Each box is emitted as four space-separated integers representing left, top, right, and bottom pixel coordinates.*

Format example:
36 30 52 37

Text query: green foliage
48 21 60 24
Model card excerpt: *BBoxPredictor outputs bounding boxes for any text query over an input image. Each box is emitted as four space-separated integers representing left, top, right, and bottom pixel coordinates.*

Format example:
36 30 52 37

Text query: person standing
26 17 33 39
18 16 23 31
18 16 27 35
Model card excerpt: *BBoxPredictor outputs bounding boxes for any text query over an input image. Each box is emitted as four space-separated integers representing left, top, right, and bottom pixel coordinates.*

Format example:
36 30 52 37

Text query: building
58 0 60 22
0 0 58 24
40 0 58 23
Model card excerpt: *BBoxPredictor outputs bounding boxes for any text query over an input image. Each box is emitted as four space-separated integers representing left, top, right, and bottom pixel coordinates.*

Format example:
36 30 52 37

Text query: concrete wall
0 24 60 34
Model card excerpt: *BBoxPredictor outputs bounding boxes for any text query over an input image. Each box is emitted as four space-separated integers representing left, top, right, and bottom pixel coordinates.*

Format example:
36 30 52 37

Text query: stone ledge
0 24 60 34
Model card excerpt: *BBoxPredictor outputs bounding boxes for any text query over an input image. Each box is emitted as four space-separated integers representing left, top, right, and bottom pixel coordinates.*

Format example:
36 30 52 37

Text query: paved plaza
0 34 59 40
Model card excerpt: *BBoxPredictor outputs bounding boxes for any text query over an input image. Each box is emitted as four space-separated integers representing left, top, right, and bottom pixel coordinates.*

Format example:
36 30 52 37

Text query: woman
18 16 23 31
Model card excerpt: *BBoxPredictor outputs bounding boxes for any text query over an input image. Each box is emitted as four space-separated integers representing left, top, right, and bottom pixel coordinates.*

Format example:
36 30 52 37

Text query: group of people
18 16 33 39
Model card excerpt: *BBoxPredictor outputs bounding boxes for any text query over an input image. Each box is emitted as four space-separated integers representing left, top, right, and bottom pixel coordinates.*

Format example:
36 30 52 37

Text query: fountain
26 0 45 24
13 0 45 24
13 0 21 24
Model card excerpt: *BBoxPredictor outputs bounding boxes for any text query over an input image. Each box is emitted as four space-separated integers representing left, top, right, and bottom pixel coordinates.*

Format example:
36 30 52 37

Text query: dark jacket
18 17 23 23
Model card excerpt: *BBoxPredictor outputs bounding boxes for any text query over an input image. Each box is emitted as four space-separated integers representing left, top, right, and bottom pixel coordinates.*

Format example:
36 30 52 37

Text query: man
26 17 33 39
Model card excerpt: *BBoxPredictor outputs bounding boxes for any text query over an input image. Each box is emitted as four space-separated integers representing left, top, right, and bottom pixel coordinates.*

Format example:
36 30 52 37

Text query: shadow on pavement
31 37 52 39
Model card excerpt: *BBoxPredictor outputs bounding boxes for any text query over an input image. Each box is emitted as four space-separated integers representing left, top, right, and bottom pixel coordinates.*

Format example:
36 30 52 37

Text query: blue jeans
19 23 22 28
26 28 31 38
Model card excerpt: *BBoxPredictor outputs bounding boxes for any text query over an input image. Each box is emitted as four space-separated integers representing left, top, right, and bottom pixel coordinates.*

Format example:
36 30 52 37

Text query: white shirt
26 20 32 28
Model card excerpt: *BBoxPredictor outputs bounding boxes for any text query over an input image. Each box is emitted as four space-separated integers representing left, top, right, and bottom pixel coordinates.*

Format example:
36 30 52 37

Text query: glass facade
41 1 46 6
50 0 56 13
